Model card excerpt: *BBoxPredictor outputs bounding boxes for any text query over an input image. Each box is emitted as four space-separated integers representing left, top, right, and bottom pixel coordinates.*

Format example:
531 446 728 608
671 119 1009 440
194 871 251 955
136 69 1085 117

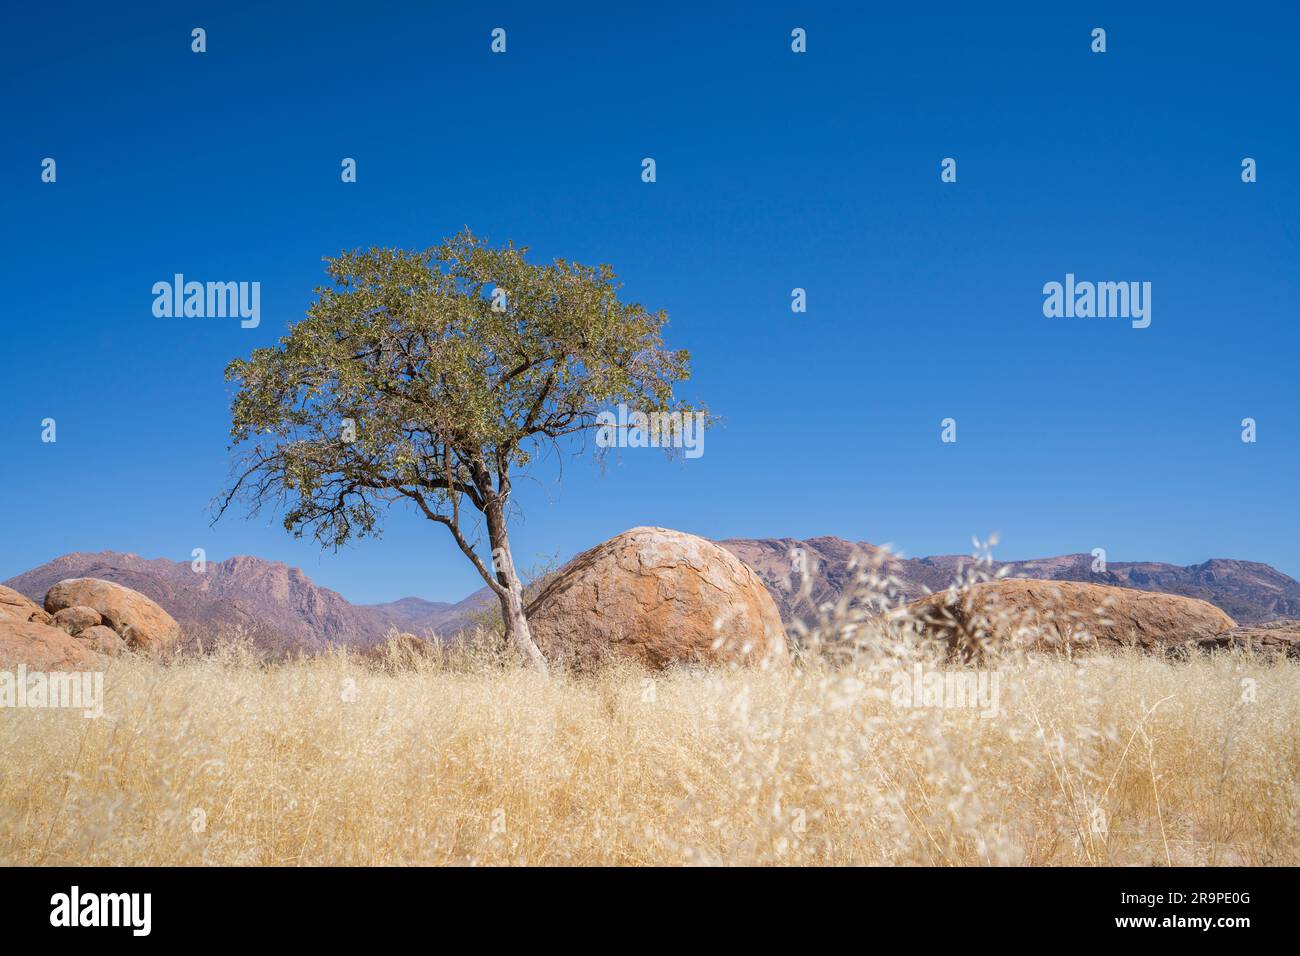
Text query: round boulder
45 578 181 653
525 527 789 669
76 624 127 657
53 605 104 636
0 585 55 626
902 579 1236 659
0 618 103 670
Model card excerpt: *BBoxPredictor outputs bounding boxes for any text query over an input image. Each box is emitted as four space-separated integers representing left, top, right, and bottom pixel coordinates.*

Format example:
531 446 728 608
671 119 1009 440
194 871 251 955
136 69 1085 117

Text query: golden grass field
2 635 1297 866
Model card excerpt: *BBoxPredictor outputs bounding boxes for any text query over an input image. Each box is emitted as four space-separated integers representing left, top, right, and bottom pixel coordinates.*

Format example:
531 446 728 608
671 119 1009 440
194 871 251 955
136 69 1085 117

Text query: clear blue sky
3 2 1298 603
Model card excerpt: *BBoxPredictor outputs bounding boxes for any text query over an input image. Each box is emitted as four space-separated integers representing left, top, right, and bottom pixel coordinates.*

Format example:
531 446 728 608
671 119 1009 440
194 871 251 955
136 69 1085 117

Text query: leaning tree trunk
485 502 549 675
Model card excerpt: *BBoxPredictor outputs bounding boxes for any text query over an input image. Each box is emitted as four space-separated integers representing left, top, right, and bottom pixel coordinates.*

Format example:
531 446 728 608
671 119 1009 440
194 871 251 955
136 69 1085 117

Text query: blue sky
2 1 1298 603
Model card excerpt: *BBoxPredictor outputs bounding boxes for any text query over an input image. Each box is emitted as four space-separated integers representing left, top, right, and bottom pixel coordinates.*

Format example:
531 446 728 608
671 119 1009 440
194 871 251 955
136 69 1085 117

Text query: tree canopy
216 229 701 668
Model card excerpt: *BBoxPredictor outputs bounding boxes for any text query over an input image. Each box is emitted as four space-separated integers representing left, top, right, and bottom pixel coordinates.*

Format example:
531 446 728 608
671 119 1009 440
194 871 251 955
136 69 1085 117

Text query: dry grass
2 636 1297 866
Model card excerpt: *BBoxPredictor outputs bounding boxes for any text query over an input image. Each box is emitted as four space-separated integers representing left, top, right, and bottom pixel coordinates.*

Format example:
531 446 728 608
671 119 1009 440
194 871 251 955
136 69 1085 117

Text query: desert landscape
6 533 1299 655
3 527 1298 866
4 3 1297 909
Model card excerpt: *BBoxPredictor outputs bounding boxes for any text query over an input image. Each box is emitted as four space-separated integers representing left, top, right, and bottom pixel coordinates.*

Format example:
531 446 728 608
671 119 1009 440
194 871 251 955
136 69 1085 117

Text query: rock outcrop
526 527 789 669
0 618 103 670
52 605 104 636
0 585 54 625
75 625 127 657
1170 620 1300 660
902 579 1237 659
45 578 181 653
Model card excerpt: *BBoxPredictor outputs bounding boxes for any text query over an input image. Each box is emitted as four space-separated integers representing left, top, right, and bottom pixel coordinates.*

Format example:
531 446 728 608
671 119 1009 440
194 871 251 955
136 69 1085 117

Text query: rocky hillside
361 594 494 637
362 596 454 634
4 552 390 652
6 538 1297 652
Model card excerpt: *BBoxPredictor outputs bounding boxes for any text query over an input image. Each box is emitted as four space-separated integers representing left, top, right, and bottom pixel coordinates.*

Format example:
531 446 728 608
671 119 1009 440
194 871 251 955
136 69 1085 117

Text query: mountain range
717 537 1300 627
5 537 1298 652
1 550 504 652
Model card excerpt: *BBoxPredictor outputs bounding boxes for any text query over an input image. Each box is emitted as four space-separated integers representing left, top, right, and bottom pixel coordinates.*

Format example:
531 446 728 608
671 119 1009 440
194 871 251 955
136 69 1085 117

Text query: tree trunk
485 501 549 675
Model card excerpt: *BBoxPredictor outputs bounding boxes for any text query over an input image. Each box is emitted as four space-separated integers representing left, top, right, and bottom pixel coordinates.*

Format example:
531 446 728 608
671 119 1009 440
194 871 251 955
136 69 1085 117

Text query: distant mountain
716 538 1300 626
4 551 392 653
6 538 1297 653
362 596 455 634
361 591 495 637
718 536 890 623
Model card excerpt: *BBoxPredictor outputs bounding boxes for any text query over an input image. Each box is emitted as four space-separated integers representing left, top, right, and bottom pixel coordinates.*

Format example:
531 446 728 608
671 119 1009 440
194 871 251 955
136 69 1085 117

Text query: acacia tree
215 229 696 672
